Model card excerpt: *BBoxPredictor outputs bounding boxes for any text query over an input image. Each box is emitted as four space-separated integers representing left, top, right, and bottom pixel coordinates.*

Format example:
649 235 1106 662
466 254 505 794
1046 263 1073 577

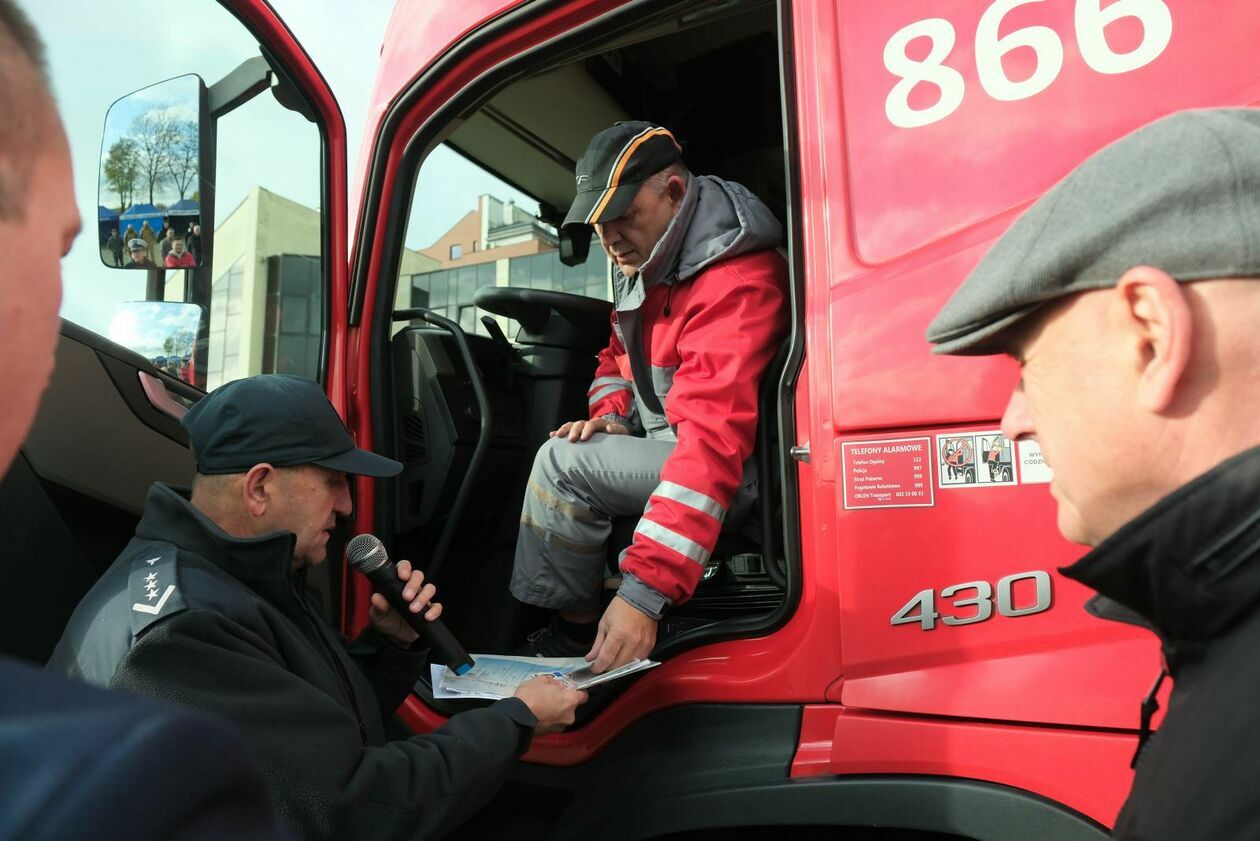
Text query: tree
162 329 195 358
103 137 140 210
164 120 199 201
132 110 174 204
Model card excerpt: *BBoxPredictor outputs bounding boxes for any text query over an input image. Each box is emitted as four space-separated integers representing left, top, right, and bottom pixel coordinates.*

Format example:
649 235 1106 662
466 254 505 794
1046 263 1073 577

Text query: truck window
31 0 325 391
398 147 612 340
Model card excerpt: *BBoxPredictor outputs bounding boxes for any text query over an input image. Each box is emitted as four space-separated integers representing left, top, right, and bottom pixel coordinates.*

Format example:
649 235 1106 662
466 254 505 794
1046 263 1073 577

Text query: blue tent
97 206 120 241
166 198 199 217
118 202 163 237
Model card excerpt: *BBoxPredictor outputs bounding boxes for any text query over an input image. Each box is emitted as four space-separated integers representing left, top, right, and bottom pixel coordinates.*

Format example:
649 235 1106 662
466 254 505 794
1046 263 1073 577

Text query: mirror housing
98 74 210 271
558 224 592 267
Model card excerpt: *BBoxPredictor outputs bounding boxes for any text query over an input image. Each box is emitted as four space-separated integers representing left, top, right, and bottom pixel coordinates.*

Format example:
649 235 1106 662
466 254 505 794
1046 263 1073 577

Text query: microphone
345 534 475 675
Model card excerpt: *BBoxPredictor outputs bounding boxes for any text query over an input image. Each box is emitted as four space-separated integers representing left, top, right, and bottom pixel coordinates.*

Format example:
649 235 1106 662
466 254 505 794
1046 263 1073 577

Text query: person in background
105 226 122 266
158 223 172 260
126 236 155 267
0 2 289 837
165 232 195 268
187 221 201 262
139 218 157 262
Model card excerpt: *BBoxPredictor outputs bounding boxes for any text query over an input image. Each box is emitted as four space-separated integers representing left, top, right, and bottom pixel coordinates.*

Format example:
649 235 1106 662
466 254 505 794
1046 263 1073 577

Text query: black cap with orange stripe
563 121 683 231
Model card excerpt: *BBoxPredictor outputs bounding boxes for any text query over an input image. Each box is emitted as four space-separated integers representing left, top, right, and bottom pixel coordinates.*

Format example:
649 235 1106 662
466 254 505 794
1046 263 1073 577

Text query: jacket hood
675 175 783 281
1062 444 1260 644
623 175 783 303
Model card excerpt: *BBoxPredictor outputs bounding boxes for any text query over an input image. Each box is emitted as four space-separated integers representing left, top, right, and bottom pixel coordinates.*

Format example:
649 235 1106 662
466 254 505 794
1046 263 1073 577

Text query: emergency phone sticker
841 437 934 510
936 431 1017 488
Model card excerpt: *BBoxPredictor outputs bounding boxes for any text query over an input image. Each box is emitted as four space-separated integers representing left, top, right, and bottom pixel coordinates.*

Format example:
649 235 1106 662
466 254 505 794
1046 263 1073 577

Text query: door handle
138 371 189 421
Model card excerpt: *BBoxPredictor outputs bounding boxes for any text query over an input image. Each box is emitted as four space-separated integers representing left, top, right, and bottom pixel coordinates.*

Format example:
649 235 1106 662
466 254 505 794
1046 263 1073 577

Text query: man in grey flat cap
927 108 1260 840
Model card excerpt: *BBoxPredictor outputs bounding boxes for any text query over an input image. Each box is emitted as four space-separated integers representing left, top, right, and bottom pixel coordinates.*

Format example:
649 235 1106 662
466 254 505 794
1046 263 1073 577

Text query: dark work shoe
517 619 593 658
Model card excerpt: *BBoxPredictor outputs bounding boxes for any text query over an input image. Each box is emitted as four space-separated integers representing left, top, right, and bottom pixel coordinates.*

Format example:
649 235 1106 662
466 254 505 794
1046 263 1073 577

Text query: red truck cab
13 0 1260 837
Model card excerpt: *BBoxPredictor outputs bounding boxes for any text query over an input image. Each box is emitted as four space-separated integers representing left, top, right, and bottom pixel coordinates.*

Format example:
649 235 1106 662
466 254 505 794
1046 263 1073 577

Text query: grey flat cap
927 108 1260 355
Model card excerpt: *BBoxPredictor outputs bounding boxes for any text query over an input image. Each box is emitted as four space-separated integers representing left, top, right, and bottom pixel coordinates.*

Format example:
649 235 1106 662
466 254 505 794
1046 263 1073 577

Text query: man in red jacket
164 232 196 268
511 122 788 672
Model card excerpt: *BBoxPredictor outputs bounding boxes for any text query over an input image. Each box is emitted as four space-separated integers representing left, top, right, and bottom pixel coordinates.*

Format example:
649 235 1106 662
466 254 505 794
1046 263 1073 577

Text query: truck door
5 0 351 661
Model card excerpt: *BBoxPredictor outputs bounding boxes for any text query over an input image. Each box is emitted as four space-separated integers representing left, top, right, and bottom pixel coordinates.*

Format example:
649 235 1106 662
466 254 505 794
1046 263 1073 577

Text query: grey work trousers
510 434 676 614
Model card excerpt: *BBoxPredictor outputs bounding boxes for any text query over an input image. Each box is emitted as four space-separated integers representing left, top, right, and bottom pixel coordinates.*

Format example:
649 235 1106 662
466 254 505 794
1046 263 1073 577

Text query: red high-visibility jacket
588 175 788 611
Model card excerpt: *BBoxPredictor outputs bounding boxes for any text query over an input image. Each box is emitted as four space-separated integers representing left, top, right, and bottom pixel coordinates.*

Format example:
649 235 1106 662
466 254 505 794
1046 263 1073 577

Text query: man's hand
551 416 629 442
368 559 441 646
586 596 657 674
513 675 588 734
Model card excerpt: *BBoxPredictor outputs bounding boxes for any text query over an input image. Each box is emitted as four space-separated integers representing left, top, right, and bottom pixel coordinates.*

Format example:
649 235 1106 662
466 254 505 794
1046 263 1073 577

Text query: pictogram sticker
936 431 1017 489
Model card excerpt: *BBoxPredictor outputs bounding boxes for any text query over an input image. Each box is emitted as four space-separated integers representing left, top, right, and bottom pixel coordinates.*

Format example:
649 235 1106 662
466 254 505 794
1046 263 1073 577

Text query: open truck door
5 0 351 666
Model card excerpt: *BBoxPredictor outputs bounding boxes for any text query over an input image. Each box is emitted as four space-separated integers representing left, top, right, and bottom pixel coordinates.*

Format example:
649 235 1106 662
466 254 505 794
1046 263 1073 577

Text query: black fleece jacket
1063 445 1260 840
49 483 536 840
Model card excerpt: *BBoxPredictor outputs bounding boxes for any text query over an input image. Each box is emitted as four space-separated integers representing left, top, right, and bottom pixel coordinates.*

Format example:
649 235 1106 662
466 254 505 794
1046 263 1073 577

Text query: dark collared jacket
49 483 536 840
1062 446 1260 840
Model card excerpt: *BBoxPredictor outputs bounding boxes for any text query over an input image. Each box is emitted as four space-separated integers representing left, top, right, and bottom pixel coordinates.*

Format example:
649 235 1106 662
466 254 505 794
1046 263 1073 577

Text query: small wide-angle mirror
108 301 205 388
98 74 208 271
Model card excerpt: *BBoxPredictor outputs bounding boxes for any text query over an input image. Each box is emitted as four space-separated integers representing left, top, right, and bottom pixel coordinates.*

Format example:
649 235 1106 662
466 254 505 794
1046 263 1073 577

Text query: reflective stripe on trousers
511 434 675 613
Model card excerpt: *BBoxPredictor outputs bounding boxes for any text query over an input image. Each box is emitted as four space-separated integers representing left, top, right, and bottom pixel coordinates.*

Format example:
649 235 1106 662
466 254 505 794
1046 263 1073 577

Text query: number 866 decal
884 0 1173 129
892 571 1053 630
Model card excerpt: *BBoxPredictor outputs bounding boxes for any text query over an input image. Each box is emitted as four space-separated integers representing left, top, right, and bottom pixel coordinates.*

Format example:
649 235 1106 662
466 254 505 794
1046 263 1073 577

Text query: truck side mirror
108 301 206 388
98 74 211 271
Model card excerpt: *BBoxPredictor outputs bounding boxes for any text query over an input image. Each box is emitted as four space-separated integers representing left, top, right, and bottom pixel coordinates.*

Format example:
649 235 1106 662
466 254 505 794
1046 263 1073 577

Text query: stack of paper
430 654 658 700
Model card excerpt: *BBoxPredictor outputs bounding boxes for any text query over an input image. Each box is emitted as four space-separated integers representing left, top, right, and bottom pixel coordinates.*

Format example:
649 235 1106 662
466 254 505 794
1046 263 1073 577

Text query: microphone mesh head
346 534 388 574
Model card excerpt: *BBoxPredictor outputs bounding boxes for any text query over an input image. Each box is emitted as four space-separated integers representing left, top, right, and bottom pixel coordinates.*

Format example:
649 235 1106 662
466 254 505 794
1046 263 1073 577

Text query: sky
21 0 535 335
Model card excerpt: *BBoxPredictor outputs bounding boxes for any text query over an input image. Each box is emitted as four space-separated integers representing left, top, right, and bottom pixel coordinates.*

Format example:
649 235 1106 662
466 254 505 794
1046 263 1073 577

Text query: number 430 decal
891 571 1053 630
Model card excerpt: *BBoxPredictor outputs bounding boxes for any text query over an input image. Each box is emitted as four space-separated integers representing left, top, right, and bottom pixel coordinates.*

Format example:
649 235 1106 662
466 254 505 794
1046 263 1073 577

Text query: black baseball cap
563 121 683 231
182 374 402 477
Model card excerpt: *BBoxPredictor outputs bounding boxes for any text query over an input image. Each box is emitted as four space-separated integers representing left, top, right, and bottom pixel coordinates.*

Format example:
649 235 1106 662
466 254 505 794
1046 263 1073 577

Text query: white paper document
430 654 659 700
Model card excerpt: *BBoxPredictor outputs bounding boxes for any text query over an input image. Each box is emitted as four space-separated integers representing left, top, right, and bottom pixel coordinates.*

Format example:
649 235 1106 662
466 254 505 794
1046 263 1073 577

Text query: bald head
0 2 78 481
998 269 1260 546
0 0 55 220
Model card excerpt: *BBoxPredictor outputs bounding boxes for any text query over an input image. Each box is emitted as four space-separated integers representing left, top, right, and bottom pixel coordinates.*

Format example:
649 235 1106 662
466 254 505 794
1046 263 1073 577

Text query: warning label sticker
841 437 934 510
936 431 1017 489
1018 440 1053 484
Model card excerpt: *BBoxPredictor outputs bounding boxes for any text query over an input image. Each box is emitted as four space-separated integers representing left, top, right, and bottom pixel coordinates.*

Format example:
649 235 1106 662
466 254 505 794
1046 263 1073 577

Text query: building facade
409 193 611 338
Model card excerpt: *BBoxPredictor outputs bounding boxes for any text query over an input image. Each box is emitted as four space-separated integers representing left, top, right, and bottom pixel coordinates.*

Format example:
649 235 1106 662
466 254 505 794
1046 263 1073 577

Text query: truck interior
367 0 800 711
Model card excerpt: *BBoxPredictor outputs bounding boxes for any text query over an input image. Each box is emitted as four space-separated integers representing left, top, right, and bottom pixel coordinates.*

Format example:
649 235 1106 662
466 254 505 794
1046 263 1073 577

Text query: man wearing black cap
927 108 1260 840
50 374 586 840
511 122 788 672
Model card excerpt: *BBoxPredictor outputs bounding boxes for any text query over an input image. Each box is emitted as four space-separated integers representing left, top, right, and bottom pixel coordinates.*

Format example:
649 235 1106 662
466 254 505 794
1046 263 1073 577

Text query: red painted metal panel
832 426 1159 730
838 0 1260 266
798 0 1260 733
349 0 529 230
791 706 1136 829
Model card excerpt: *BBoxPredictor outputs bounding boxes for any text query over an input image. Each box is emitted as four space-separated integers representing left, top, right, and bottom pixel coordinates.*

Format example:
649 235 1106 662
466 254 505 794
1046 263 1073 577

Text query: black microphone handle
364 563 475 675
